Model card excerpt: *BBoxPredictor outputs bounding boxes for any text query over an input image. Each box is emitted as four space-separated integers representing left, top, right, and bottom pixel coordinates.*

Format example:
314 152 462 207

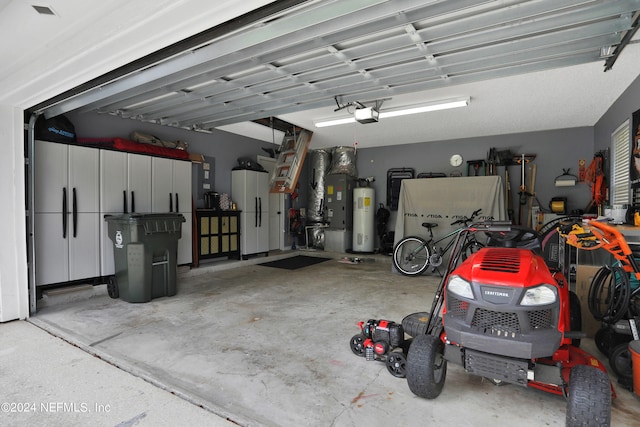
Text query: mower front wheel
406 334 447 399
566 365 611 427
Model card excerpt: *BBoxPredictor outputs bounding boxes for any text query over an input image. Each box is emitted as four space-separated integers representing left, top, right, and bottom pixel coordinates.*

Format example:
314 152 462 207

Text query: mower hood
455 247 556 289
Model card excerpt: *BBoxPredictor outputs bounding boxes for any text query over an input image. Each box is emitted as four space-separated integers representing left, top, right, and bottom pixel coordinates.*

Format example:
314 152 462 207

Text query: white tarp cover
393 176 506 247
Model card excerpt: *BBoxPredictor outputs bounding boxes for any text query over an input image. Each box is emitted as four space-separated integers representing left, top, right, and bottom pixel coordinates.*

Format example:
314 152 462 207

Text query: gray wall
594 74 640 152
353 127 594 230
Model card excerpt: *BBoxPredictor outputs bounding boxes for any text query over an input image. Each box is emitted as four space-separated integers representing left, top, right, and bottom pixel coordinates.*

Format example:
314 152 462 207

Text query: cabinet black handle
123 190 128 214
131 191 135 213
258 197 262 227
255 197 258 227
170 193 173 212
72 188 78 238
175 193 180 213
62 187 67 239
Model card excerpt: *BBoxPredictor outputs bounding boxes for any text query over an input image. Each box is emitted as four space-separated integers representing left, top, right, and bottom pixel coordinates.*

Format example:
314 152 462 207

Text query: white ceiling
2 0 640 149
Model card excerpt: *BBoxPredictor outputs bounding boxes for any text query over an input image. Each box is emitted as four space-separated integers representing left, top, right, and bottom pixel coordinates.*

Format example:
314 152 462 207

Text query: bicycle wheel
393 237 430 276
461 240 484 261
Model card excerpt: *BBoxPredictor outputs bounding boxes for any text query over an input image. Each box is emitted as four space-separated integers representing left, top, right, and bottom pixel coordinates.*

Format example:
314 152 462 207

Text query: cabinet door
100 150 128 213
241 213 258 255
173 159 192 264
232 170 256 212
257 172 269 252
269 192 285 250
69 145 100 214
128 153 152 213
34 212 69 285
220 215 229 253
69 212 100 281
178 217 192 265
199 215 210 256
151 157 174 212
257 215 270 253
229 214 239 252
34 141 68 213
210 216 219 255
99 150 126 277
173 160 191 214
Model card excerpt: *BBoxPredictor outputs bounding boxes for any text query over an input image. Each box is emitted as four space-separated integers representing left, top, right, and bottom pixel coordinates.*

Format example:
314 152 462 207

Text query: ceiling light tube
314 97 469 128
314 117 356 128
380 97 469 118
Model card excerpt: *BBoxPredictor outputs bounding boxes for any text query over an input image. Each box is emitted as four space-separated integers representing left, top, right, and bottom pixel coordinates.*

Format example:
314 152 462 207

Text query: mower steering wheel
486 226 540 250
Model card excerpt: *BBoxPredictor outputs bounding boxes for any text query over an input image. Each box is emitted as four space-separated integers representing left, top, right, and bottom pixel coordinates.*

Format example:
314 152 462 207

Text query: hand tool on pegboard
505 168 514 223
578 159 586 182
515 153 536 225
526 163 537 228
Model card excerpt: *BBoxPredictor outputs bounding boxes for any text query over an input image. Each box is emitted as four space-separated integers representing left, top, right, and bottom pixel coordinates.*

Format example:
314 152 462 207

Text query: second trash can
105 213 185 303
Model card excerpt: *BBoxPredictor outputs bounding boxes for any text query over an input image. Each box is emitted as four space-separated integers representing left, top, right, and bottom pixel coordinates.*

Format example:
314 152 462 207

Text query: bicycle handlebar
450 208 483 226
470 220 512 232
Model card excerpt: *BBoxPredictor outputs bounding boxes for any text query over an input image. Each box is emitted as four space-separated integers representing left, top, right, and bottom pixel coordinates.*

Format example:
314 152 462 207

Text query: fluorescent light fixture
314 117 357 127
314 97 469 128
381 98 469 118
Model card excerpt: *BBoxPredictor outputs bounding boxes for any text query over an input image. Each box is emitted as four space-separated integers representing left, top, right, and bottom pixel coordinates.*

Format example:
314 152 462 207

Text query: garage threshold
27 251 639 427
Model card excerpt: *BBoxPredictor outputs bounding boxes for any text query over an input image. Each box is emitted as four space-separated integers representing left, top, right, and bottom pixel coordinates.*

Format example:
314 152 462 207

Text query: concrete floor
18 251 640 426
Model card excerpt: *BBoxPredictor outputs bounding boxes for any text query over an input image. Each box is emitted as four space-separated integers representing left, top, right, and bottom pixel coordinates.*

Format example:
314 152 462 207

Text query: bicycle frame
430 226 476 259
400 225 477 269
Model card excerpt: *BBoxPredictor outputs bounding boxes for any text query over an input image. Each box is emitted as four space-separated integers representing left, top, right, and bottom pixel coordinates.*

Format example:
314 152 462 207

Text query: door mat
258 255 330 270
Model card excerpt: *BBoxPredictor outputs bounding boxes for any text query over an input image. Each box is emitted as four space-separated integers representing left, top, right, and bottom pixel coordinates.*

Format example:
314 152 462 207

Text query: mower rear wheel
594 326 631 357
350 334 366 357
609 342 633 380
566 365 611 427
386 350 407 378
406 334 447 399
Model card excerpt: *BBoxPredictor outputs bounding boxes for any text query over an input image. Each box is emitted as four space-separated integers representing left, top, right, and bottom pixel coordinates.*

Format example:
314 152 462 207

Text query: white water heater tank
352 187 375 252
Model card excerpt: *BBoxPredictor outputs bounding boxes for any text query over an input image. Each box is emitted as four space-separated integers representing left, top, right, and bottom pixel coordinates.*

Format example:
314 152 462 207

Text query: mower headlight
520 285 556 306
448 275 474 299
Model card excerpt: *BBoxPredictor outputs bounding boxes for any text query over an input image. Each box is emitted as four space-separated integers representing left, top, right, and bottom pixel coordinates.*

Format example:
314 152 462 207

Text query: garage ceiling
17 0 640 148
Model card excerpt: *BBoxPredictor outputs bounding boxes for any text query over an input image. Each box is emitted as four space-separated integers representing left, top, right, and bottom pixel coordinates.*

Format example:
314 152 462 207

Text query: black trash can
105 213 185 303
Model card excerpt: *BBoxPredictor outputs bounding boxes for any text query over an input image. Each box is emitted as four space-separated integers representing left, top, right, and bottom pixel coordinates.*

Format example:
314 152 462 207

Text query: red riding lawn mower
405 221 614 427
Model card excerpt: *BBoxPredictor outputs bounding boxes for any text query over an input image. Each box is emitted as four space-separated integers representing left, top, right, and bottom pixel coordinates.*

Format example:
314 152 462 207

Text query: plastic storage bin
105 213 184 303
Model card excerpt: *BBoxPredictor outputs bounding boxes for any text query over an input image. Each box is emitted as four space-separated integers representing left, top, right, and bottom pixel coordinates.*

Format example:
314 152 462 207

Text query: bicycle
392 208 485 276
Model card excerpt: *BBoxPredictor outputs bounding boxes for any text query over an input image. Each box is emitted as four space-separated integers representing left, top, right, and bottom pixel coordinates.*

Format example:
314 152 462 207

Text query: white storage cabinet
231 169 270 258
99 150 152 275
151 157 192 265
34 140 100 286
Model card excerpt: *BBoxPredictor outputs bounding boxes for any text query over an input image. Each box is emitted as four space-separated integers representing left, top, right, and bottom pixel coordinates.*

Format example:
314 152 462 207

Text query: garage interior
3 0 640 425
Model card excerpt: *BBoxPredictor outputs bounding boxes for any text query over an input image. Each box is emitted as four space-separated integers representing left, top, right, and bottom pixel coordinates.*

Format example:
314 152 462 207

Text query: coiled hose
588 264 631 324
